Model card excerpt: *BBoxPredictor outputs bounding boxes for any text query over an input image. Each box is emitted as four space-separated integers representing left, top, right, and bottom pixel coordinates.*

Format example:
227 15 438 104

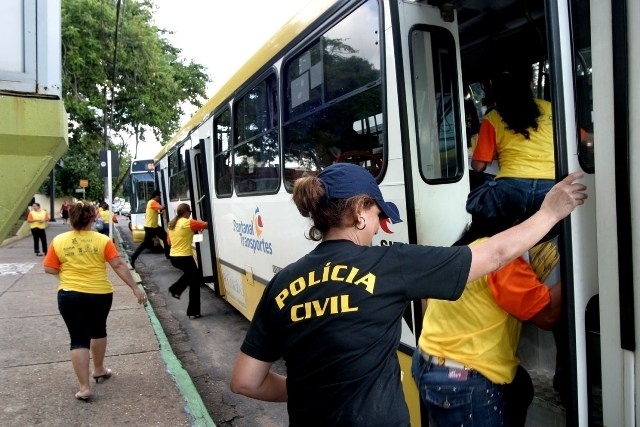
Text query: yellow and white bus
154 0 639 425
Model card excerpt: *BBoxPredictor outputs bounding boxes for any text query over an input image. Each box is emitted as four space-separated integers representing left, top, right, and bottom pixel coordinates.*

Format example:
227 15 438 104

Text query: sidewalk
0 221 215 426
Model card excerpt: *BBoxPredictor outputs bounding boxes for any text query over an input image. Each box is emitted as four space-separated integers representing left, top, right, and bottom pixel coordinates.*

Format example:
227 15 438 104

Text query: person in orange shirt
167 203 208 319
27 203 50 256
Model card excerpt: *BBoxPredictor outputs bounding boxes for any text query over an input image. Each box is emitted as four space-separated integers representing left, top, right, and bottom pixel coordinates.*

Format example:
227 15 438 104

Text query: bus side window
233 74 280 196
282 0 383 192
214 109 232 197
411 26 464 182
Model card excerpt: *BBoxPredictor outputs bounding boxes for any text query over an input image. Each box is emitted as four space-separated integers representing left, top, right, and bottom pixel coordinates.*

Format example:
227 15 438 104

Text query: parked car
120 202 131 217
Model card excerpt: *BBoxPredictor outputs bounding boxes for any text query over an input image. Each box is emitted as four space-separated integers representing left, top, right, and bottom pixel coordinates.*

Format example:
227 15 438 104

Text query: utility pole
102 0 124 241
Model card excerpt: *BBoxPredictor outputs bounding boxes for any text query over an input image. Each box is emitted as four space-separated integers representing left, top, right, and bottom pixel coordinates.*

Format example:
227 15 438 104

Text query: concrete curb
114 226 216 427
0 221 31 247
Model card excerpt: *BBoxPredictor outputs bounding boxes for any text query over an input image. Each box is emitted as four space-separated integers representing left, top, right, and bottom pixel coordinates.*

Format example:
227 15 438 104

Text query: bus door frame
388 2 472 425
393 0 471 342
186 143 218 292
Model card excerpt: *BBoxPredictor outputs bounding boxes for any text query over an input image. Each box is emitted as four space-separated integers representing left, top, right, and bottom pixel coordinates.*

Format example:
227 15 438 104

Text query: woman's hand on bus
468 172 587 283
540 171 587 221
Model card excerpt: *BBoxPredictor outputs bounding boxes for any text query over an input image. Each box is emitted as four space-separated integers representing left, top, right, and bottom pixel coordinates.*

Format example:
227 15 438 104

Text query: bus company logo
233 206 273 255
379 202 400 234
253 207 263 238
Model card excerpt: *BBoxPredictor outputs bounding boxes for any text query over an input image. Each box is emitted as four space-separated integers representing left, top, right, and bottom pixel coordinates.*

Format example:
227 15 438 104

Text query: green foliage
58 0 209 200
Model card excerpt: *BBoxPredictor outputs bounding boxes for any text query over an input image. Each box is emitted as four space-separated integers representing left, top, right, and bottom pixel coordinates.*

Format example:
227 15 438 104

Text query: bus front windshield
131 173 154 214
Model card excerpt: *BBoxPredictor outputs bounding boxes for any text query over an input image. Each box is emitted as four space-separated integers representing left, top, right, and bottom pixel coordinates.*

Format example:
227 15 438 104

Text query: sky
131 0 310 159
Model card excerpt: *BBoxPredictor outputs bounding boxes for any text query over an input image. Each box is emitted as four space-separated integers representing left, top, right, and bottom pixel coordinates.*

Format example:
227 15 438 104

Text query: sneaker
36 252 44 256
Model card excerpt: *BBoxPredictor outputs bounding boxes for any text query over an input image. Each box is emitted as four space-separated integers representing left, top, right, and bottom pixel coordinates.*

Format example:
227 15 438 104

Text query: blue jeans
465 178 557 241
411 349 509 427
467 178 554 220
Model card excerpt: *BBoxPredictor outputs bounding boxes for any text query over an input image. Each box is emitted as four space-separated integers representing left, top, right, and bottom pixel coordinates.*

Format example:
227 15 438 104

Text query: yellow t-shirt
473 99 554 179
99 207 110 224
144 200 162 228
168 217 207 257
418 238 550 384
43 230 119 294
28 210 50 229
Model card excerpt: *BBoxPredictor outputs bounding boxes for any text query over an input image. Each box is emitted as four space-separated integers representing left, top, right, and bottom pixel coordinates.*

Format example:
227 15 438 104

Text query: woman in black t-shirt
230 163 586 426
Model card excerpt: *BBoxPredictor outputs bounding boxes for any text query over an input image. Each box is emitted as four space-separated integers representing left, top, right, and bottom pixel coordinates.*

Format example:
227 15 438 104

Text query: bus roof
155 0 552 163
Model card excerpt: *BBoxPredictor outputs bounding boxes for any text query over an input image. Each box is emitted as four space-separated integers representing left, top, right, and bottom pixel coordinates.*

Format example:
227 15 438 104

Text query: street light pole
107 150 113 240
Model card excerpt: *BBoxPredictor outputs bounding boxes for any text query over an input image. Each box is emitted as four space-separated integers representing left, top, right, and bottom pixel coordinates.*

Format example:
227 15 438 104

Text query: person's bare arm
471 159 488 173
44 267 59 275
528 282 562 330
230 351 287 402
108 256 147 305
468 172 587 282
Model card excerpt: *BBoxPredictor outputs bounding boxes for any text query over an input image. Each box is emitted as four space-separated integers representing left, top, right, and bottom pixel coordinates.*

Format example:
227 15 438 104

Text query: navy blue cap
318 163 402 224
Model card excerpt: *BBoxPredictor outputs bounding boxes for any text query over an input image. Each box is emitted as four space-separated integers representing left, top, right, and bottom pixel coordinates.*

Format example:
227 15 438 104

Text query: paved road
116 216 288 427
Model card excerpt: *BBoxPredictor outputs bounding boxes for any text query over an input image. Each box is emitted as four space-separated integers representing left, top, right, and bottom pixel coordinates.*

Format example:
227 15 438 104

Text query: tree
56 0 209 200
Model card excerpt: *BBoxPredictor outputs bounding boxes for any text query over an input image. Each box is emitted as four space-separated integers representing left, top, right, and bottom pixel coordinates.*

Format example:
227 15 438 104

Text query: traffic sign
75 188 84 193
99 150 120 177
80 179 88 187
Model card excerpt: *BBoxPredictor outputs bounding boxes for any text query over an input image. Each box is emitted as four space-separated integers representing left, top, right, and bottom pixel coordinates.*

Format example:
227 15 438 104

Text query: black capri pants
58 290 113 350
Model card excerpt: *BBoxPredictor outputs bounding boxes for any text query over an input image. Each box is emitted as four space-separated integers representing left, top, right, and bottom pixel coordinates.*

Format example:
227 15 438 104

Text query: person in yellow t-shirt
412 228 562 427
97 202 111 237
467 67 556 242
166 203 208 319
43 201 147 402
27 203 50 256
129 190 170 266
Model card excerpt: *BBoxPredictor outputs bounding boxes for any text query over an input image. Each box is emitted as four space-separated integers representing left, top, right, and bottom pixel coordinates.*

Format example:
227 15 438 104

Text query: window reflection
573 3 594 173
233 74 280 195
283 0 383 192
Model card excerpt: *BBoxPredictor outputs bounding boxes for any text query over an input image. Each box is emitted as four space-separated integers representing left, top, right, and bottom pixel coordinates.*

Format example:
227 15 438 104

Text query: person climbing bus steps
129 190 170 267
